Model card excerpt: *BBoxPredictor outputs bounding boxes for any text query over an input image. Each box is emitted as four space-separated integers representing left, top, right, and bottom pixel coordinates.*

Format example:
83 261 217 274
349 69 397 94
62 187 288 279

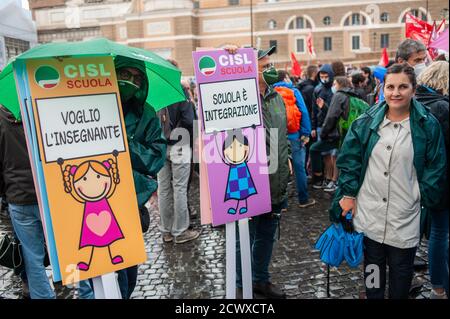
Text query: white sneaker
324 181 337 192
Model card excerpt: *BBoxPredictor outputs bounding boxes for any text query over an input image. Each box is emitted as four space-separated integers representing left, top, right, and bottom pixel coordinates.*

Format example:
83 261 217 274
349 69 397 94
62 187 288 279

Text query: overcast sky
22 0 29 10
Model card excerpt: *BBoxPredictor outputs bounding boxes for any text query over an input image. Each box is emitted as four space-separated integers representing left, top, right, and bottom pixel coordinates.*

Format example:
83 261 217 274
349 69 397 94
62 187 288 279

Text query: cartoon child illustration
217 129 257 215
57 150 124 271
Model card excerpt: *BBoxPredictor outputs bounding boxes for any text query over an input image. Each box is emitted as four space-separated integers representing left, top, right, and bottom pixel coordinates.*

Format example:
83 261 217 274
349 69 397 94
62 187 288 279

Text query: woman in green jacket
114 57 167 299
329 64 446 299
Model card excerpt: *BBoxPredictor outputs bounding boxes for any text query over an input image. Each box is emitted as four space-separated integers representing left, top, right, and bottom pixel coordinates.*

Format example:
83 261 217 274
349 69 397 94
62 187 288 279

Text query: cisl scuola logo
35 65 60 89
199 56 217 76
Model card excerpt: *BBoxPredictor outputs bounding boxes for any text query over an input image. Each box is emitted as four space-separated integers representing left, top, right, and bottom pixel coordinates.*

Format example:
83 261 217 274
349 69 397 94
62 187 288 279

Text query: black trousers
363 237 416 299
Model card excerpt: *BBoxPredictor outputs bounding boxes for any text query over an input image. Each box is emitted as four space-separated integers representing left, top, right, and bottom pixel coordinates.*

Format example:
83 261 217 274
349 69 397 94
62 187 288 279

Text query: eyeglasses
117 68 144 87
260 62 274 72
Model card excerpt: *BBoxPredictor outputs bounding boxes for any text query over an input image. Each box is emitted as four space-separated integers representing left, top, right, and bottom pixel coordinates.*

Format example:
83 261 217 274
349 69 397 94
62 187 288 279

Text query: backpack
274 86 302 133
338 94 369 142
157 107 173 140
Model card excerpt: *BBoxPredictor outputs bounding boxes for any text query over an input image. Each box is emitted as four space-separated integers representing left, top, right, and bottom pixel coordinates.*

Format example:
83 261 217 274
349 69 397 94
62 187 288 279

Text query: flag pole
250 0 254 47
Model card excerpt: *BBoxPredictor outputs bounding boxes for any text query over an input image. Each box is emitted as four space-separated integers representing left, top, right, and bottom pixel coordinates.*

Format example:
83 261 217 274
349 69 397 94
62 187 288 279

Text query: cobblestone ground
0 172 432 299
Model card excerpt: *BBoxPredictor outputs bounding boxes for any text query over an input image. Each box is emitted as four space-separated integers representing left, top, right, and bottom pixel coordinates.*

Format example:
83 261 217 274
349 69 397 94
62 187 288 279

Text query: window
402 9 428 22
119 27 127 39
381 34 389 48
269 40 277 53
352 35 360 50
4 37 30 60
323 16 331 26
352 13 360 25
265 0 279 2
228 0 239 5
324 37 332 51
344 13 367 26
410 9 420 18
268 19 277 29
296 38 305 53
288 16 312 29
380 12 389 22
193 1 199 9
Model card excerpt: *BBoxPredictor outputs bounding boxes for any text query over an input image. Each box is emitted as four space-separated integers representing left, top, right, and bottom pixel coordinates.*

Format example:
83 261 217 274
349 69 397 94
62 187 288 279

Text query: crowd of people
0 37 448 300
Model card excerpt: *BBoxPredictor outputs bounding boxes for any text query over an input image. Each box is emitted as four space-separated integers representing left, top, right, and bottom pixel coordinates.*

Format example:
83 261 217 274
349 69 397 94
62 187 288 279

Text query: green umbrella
0 61 21 120
0 38 186 120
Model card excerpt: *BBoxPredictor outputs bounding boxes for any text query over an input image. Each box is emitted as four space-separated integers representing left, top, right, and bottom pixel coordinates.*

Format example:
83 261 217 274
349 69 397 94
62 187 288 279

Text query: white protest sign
199 78 260 134
35 93 126 163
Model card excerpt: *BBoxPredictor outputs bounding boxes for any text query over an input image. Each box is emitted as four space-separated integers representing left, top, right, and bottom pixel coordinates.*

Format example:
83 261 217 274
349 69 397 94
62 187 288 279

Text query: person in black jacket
310 76 360 190
297 65 318 121
297 65 318 173
0 105 55 299
311 64 334 140
351 72 368 103
361 66 375 97
157 59 199 245
415 61 449 299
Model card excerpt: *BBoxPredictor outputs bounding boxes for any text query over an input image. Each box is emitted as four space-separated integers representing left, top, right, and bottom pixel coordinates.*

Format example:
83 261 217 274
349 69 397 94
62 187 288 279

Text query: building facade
0 0 38 70
29 0 449 76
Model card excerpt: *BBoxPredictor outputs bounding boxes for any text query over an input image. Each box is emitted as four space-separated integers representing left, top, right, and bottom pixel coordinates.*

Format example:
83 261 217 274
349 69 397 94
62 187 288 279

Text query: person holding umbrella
112 56 167 299
329 63 447 299
0 38 185 299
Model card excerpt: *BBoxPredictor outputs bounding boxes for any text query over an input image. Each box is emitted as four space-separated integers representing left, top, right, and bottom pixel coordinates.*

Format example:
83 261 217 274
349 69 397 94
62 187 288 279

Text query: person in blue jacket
273 70 315 208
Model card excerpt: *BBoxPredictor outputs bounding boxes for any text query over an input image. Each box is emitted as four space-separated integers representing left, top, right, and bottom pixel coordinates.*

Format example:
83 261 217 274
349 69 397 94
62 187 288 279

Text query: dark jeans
290 139 309 204
429 209 449 295
309 139 339 174
363 237 416 299
117 265 138 299
235 202 283 287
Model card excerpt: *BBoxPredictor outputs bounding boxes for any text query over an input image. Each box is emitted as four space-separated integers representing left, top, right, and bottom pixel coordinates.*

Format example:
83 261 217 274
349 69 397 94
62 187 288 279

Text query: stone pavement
0 172 432 299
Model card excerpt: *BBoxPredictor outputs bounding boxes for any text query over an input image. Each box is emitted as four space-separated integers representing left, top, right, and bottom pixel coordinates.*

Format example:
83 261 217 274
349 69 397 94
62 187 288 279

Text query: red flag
306 32 316 57
379 47 389 67
290 52 302 77
405 13 433 45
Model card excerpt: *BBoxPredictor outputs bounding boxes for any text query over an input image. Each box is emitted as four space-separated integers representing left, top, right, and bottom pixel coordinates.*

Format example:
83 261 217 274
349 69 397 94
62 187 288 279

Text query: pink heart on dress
86 211 111 237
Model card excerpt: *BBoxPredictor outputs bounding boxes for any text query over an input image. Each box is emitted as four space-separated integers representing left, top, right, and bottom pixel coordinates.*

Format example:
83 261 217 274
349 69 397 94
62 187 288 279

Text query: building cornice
86 0 425 26
120 22 406 44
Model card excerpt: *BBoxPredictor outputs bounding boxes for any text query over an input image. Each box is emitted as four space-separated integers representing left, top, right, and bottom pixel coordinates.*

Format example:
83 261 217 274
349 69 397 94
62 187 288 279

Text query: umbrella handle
327 264 330 298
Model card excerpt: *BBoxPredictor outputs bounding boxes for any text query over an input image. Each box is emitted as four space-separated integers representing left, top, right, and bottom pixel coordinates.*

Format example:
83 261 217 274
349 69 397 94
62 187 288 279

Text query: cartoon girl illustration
57 150 124 271
217 129 257 215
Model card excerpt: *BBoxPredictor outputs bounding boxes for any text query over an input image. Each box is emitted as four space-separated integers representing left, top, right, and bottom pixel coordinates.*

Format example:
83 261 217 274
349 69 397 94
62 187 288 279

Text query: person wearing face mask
395 39 433 276
113 56 167 299
395 39 428 78
273 70 315 209
310 77 367 191
311 64 335 143
329 64 446 299
309 64 335 190
225 45 289 299
415 61 449 299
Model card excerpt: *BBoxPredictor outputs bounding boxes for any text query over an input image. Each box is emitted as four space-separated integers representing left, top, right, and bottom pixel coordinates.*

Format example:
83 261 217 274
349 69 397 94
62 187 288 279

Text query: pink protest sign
193 48 271 226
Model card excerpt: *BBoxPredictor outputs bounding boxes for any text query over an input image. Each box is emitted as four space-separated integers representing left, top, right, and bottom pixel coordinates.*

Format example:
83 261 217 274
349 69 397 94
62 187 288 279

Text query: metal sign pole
225 222 236 298
92 272 122 299
239 219 253 299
